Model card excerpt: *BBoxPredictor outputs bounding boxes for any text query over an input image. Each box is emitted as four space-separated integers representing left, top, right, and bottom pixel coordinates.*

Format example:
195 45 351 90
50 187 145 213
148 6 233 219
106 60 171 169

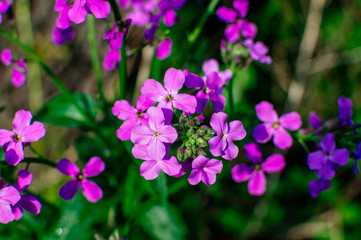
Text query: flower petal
188 170 202 185
222 140 238 160
243 142 262 164
279 112 302 130
68 0 87 24
262 154 285 173
15 169 32 192
147 137 166 160
116 119 138 141
130 125 154 145
140 160 161 180
20 122 46 143
202 59 220 76
0 129 14 146
255 101 278 123
227 120 246 141
59 179 80 201
320 133 335 153
209 92 226 112
172 93 197 113
157 125 178 143
252 124 272 144
273 127 293 150
309 178 331 197
159 156 182 176
248 171 266 196
83 157 105 178
12 110 32 133
231 164 254 182
57 158 80 177
132 144 150 160
210 112 228 135
112 100 136 120
0 186 20 205
307 151 326 170
184 72 204 89
329 149 349 166
81 179 103 202
164 68 184 93
19 194 41 214
216 6 237 23
156 38 172 60
141 79 167 102
0 204 15 224
5 141 24 166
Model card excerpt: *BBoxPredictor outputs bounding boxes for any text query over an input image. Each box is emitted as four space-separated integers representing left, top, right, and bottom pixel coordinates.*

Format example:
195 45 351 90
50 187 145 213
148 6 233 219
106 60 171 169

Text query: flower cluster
1 49 28 87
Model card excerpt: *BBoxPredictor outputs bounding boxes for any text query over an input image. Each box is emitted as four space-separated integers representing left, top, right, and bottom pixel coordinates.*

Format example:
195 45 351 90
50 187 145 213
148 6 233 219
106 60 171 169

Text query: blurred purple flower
0 0 12 24
1 48 12 65
0 110 46 165
104 23 124 50
1 49 28 87
208 112 246 160
253 101 302 150
188 155 223 185
307 133 349 179
309 178 331 197
52 26 75 45
243 39 271 64
57 157 105 202
156 38 172 60
0 184 20 224
103 48 120 71
232 142 285 196
337 96 352 126
12 169 41 220
308 111 322 136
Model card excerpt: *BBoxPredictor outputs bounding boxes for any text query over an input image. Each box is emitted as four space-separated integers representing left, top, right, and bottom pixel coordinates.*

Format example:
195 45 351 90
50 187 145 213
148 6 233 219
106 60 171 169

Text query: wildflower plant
0 0 360 239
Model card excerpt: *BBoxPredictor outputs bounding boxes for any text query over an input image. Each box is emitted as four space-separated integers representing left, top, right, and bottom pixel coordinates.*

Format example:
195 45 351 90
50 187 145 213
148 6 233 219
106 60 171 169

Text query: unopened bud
196 137 207 148
194 115 204 125
196 147 206 156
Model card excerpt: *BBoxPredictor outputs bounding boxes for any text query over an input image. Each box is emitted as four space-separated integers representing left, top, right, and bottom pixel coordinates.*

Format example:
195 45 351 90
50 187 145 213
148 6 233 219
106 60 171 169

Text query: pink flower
1 49 28 87
156 38 172 60
12 170 41 220
141 68 197 113
252 101 302 150
188 156 223 186
57 157 105 202
232 142 285 196
0 110 46 165
0 0 12 24
130 107 177 160
208 112 246 160
0 182 20 224
112 96 154 140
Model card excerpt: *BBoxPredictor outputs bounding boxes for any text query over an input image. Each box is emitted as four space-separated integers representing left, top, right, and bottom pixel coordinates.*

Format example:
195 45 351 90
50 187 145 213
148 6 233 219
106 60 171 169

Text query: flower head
308 178 331 197
208 112 246 160
232 142 285 196
1 49 28 87
57 157 105 202
188 155 223 185
0 110 46 165
252 101 302 150
0 182 20 224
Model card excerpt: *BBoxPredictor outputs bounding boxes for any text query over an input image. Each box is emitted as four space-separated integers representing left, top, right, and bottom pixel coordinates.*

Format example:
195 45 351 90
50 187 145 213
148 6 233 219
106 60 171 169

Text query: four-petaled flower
232 142 285 196
0 110 46 165
307 133 349 179
0 182 20 224
141 68 197 113
253 101 302 150
131 107 178 160
208 112 246 160
57 157 105 202
188 155 223 185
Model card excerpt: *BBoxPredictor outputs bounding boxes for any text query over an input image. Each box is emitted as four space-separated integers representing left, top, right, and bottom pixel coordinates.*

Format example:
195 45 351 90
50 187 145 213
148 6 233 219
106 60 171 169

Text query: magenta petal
136 95 155 111
248 171 266 196
225 23 241 43
201 171 216 185
206 72 224 90
116 119 138 141
164 9 177 26
320 133 335 153
210 112 229 135
56 6 72 29
1 48 12 65
157 125 178 143
0 129 14 146
0 186 21 205
241 20 257 38
141 79 167 102
209 92 226 112
231 164 254 182
5 141 24 166
81 179 103 202
233 0 249 17
164 68 184 93
159 156 182 176
16 169 32 191
279 112 302 130
147 138 166 160
307 151 326 170
54 0 67 11
273 127 293 150
252 124 272 143
57 158 80 177
156 38 172 60
132 144 150 160
218 69 233 83
222 140 239 160
195 90 209 113
172 93 197 113
244 142 262 164
315 161 336 179
86 0 110 19
188 170 202 185
112 100 136 120
12 205 23 221
184 73 204 89
209 135 226 157
147 107 165 130
202 59 219 76
12 110 32 132
83 157 105 178
130 125 153 145
204 158 223 173
140 160 161 180
0 204 15 224
216 6 237 22
20 122 46 143
227 120 246 141
19 194 41 214
68 0 87 24
255 101 278 123
262 154 285 173
103 48 120 71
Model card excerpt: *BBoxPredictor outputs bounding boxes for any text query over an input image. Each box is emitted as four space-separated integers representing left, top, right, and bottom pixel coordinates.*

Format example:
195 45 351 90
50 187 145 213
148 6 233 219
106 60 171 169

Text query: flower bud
196 137 207 148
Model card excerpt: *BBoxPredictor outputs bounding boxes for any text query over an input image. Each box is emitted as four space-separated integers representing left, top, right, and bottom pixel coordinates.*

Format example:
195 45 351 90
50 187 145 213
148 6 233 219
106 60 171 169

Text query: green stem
87 15 106 105
149 53 162 80
0 158 56 168
108 0 122 21
127 42 149 57
119 43 127 100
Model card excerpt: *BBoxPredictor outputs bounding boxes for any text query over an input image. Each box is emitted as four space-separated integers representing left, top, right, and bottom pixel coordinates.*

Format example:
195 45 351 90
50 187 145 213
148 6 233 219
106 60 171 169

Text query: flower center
154 132 160 137
204 87 210 94
137 110 143 118
272 122 280 129
76 173 84 181
255 164 262 170
13 133 22 142
66 0 74 6
166 94 173 102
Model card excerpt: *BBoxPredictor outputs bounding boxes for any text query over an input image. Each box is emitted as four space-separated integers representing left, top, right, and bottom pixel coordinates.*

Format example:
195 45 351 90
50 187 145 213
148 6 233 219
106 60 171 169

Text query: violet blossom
338 96 352 126
308 178 331 198
12 170 41 220
243 39 272 64
307 133 349 179
188 155 223 186
141 68 197 113
231 142 286 196
52 26 75 45
112 96 154 141
208 112 246 160
252 101 302 150
0 181 20 224
130 107 177 160
0 110 46 165
0 0 12 24
103 49 120 71
57 157 105 202
156 38 172 60
1 49 28 87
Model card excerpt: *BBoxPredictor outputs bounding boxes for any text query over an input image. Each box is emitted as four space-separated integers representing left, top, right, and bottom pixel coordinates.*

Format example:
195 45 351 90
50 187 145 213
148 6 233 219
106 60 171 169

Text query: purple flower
104 23 124 50
0 110 46 165
253 101 302 150
132 144 182 180
141 68 197 113
1 48 12 65
52 26 75 45
57 157 105 202
307 133 349 179
103 49 120 71
130 107 178 160
308 111 322 136
208 112 246 160
112 96 154 141
337 96 352 126
232 142 286 196
185 59 232 113
1 49 28 87
243 39 272 64
0 0 12 24
353 142 361 173
0 184 20 224
156 38 172 60
12 170 41 220
54 0 110 28
309 178 331 197
188 156 223 185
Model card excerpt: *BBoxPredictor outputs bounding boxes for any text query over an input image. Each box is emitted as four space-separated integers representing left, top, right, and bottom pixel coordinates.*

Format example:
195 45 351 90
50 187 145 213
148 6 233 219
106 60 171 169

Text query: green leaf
139 205 186 240
34 92 97 130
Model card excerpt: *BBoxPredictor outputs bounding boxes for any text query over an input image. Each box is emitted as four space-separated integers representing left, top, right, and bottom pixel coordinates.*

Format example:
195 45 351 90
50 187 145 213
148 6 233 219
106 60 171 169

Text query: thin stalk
87 15 106 105
0 158 56 168
119 43 127 100
149 53 162 80
108 0 122 21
